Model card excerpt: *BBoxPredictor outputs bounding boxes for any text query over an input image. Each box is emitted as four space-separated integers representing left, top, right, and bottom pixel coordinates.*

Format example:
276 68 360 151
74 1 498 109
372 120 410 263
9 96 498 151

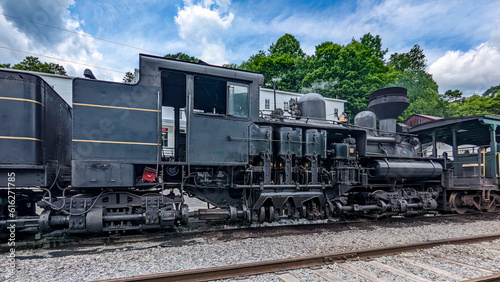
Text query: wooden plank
368 261 431 282
338 263 390 282
400 258 465 280
311 269 347 282
276 273 302 282
484 249 500 255
433 256 494 274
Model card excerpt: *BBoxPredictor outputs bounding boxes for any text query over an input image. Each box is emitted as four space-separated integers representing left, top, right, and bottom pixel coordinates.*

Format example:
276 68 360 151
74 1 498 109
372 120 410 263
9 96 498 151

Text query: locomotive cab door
187 74 253 165
161 71 187 162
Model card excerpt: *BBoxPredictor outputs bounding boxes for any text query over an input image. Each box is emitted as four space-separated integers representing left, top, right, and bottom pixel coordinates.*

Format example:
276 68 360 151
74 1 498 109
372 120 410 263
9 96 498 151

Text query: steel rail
98 233 500 282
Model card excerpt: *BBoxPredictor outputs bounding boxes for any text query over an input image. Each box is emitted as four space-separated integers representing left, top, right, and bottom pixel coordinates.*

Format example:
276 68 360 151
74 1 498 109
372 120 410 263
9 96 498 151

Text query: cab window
194 75 249 118
227 83 249 118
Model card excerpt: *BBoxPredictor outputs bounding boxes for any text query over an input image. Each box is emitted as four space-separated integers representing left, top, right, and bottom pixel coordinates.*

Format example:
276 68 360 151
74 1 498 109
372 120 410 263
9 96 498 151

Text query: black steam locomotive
0 54 498 235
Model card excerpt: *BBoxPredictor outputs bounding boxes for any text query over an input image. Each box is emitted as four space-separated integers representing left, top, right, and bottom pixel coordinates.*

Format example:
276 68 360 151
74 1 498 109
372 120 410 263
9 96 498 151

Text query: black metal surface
0 70 71 187
1 53 499 236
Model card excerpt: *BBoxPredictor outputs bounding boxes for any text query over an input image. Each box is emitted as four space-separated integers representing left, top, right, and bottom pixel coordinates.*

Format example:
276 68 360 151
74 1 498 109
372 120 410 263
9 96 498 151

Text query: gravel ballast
2 215 500 281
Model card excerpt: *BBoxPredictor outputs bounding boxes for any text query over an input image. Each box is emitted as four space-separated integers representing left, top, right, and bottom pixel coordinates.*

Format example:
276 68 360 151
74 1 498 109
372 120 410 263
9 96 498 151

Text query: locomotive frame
0 54 498 235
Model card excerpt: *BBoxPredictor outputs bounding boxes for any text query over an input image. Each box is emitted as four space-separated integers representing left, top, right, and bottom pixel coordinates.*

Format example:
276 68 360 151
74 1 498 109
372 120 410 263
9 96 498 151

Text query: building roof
260 88 347 103
404 113 442 122
410 115 500 146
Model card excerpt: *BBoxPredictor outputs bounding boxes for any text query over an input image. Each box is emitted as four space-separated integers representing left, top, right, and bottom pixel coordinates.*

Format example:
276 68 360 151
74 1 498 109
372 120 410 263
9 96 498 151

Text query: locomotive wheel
301 205 307 218
283 200 296 218
267 206 275 223
258 206 266 223
486 196 498 213
450 192 468 214
486 201 497 213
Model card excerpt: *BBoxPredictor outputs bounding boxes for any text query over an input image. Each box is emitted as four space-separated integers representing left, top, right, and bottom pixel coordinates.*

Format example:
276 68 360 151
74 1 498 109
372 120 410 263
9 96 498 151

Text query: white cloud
175 0 234 65
0 0 110 79
429 42 500 95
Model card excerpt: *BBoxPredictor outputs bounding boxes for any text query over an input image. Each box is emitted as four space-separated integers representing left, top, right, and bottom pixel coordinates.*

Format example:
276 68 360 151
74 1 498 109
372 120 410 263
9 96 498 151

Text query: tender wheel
450 192 468 214
180 204 189 226
267 206 275 223
258 206 266 223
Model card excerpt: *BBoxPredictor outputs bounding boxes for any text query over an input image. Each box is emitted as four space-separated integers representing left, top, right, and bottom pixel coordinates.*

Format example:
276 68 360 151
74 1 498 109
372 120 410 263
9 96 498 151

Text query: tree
165 52 199 63
483 84 500 97
269 33 305 58
302 33 395 115
12 56 67 75
239 34 307 93
0 63 11 68
222 63 238 69
447 95 500 116
442 89 463 102
387 45 444 120
123 71 135 83
389 44 426 72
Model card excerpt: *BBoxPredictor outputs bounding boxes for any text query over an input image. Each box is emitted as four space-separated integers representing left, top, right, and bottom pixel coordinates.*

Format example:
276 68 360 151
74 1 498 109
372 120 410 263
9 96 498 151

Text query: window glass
194 76 226 115
265 99 270 110
194 75 249 118
227 83 249 117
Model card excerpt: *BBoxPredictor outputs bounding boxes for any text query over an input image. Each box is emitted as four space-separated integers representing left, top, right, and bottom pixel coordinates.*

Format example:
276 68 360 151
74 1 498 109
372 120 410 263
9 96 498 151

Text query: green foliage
222 63 238 69
302 33 395 115
442 89 463 102
482 84 500 97
236 34 500 120
11 56 67 75
389 70 443 121
389 44 426 72
269 33 305 58
165 52 199 63
239 34 307 93
387 44 445 121
447 94 500 116
0 63 11 68
123 71 135 83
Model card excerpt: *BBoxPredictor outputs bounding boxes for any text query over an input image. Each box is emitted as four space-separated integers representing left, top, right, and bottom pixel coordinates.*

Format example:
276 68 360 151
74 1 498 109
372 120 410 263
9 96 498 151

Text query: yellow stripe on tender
0 97 43 105
73 102 159 112
0 136 42 142
73 139 159 146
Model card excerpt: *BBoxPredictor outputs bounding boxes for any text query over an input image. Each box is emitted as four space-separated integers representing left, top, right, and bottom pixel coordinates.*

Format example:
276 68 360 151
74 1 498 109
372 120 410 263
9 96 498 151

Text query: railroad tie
275 272 302 282
311 269 347 282
432 255 494 274
338 263 390 282
367 260 431 282
399 258 465 280
484 249 500 255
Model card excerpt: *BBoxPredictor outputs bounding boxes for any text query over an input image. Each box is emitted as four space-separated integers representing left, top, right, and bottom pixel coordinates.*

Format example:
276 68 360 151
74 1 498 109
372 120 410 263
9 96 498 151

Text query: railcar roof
409 115 500 146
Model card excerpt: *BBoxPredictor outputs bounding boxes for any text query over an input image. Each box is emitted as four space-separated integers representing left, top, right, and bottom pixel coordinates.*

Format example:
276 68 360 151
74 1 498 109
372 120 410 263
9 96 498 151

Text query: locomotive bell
367 87 409 135
297 93 326 119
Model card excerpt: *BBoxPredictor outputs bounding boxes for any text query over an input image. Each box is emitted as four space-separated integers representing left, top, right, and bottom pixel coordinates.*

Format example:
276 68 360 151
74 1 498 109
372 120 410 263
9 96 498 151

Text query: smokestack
367 87 409 135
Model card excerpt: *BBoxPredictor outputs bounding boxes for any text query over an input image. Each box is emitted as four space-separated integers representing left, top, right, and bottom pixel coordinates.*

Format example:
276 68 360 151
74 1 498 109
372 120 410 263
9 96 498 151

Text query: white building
259 88 345 121
1 68 346 149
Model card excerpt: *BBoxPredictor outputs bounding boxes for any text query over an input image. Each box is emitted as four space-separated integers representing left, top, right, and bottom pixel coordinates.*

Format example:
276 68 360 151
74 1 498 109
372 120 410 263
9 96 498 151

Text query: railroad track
100 234 500 282
2 212 496 252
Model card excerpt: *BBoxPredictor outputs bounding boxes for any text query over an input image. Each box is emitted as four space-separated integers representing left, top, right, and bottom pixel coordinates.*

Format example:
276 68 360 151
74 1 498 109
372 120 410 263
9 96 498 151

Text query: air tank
367 159 443 179
298 93 326 119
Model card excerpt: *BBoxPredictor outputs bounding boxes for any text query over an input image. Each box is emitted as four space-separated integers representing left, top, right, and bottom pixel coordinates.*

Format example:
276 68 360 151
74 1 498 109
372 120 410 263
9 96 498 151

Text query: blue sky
1 0 500 96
